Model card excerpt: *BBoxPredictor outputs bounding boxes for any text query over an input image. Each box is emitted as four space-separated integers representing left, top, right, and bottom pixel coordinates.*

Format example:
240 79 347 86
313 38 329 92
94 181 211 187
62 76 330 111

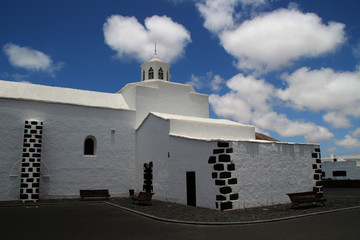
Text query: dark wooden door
186 171 196 206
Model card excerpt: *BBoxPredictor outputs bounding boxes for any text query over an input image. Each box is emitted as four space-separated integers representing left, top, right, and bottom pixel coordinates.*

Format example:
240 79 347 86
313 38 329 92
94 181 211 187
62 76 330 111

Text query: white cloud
3 43 61 73
278 67 360 112
323 111 352 128
210 73 273 125
327 146 338 152
353 41 360 59
186 74 203 89
335 128 360 149
226 74 274 112
1 72 31 82
335 135 360 149
278 67 360 128
210 92 253 123
210 74 224 91
197 1 345 73
252 111 334 142
103 15 191 63
186 71 225 91
239 0 267 6
220 9 345 72
352 128 360 137
196 0 238 33
209 73 333 142
197 0 267 34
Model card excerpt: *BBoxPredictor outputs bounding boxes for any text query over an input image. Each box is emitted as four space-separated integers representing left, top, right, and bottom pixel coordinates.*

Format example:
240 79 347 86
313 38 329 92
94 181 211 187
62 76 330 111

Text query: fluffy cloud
196 0 238 33
252 111 333 142
278 67 360 128
103 15 191 63
226 74 274 112
220 9 345 72
197 1 345 73
327 146 338 152
335 128 360 149
210 74 225 91
197 0 267 34
186 74 203 89
210 92 253 123
209 73 333 142
3 43 61 73
335 135 360 149
186 72 225 91
323 111 352 128
353 128 360 137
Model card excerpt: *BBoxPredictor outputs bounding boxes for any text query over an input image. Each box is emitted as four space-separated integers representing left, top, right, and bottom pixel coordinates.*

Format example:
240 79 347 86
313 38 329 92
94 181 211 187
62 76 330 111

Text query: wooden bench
131 191 154 205
80 189 110 200
287 191 326 208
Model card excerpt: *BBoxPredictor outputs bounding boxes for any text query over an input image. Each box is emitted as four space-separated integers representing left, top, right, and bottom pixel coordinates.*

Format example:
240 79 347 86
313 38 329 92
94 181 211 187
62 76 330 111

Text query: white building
322 154 360 180
0 53 322 210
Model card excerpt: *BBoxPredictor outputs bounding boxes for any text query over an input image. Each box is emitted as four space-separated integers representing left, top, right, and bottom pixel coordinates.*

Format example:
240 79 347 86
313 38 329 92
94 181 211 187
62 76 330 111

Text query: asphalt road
1 201 359 240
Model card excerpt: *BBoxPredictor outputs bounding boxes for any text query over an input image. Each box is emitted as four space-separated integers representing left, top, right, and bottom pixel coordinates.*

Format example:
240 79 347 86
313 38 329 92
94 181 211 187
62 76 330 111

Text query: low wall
322 179 360 188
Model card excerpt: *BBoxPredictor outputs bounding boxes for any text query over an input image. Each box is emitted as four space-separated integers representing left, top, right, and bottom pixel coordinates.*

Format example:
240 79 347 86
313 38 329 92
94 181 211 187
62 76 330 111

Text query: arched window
142 70 145 81
84 136 96 156
158 68 163 79
148 67 154 79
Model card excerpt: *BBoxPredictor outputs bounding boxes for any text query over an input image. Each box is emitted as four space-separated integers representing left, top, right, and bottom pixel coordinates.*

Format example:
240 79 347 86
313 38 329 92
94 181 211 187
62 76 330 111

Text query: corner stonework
20 120 43 202
312 147 324 197
208 142 238 211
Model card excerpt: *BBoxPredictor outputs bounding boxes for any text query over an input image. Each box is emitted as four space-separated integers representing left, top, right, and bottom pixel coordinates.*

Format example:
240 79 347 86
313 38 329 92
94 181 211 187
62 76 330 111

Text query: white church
0 52 323 210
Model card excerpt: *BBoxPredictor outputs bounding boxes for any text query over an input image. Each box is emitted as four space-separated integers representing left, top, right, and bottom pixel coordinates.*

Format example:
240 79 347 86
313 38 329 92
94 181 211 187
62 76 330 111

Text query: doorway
186 171 196 206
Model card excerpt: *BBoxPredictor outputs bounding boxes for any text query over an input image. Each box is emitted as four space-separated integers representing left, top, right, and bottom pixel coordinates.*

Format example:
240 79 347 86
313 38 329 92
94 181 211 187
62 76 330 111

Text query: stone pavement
0 188 360 240
105 187 360 223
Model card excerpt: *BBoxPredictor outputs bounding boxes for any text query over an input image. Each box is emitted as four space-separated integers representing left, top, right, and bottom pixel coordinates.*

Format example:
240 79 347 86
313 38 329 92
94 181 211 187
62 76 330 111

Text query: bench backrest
287 191 320 200
80 189 109 197
137 192 154 199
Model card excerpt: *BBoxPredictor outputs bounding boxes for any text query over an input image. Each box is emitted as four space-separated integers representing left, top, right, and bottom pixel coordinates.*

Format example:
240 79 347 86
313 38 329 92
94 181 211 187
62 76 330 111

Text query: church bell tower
140 44 170 82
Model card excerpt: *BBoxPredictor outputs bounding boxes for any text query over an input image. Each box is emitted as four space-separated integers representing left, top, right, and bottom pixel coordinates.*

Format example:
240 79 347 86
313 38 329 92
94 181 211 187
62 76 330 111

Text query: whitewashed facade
0 54 322 210
322 154 360 180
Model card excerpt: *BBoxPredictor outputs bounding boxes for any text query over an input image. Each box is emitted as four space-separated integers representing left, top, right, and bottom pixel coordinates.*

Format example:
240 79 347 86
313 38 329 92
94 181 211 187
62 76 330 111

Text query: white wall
136 114 218 209
169 118 255 141
322 161 360 180
0 98 136 201
231 142 318 208
137 115 319 210
135 114 171 200
120 80 209 128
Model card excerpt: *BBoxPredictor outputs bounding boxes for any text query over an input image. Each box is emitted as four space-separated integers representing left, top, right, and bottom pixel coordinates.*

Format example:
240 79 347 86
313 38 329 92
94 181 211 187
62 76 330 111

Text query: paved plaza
1 188 360 240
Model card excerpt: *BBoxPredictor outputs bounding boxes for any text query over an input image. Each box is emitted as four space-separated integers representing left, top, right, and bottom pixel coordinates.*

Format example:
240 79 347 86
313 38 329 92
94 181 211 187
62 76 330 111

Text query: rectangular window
332 170 347 177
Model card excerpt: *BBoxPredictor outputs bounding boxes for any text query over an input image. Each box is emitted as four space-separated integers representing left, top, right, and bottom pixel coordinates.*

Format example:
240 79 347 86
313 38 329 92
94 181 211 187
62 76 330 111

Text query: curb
104 201 360 226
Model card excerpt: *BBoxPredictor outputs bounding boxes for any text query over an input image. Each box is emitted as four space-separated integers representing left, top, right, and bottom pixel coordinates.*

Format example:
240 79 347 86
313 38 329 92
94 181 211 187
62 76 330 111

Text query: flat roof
0 80 130 110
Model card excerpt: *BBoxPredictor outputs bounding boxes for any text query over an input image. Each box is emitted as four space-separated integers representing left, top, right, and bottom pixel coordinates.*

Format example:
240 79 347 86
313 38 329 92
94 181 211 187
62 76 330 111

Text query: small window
332 171 346 177
84 136 96 156
158 68 163 79
142 70 145 81
148 67 154 79
166 71 169 81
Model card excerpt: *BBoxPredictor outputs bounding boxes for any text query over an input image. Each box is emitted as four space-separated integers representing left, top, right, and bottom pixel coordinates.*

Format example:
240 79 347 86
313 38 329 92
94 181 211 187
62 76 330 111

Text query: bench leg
316 202 325 207
291 202 299 208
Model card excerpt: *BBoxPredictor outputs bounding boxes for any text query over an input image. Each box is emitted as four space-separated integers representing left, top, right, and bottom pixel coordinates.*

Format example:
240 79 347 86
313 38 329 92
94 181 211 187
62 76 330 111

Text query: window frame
84 136 96 156
148 67 154 79
158 68 163 79
332 170 347 177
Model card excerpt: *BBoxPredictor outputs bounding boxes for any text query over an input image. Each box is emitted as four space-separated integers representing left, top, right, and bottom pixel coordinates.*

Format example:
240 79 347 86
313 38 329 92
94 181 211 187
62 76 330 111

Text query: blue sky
1 0 360 156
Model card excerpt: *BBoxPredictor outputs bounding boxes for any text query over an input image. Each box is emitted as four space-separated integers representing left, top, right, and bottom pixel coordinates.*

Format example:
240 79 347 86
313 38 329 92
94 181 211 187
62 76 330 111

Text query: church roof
141 112 256 141
151 112 250 126
0 80 130 110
